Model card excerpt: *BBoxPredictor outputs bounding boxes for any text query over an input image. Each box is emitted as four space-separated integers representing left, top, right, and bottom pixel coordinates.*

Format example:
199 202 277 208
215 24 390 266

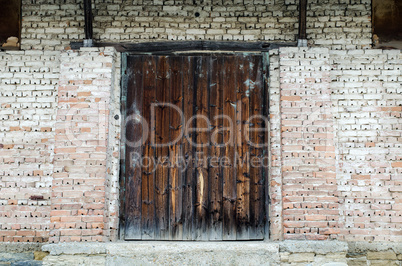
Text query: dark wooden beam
298 0 307 40
70 41 297 53
84 0 93 40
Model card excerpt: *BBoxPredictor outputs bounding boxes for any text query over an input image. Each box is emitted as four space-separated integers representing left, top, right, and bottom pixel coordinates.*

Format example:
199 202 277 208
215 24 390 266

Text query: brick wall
278 48 339 240
50 47 118 243
307 0 372 49
0 47 120 244
20 0 371 51
0 50 60 242
330 49 402 242
1 0 400 243
1 47 400 243
273 47 402 241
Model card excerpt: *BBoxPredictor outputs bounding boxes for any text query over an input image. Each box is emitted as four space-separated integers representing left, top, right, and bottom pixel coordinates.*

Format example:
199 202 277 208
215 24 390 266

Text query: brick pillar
50 47 117 243
279 48 339 240
268 49 284 240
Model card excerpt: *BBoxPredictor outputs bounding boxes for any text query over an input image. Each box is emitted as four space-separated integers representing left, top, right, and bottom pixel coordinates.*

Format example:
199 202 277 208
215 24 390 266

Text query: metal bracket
297 39 308 47
83 39 93 47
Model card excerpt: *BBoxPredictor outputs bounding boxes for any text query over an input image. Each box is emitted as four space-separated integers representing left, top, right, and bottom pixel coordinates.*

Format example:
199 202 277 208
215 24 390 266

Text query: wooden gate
122 53 269 241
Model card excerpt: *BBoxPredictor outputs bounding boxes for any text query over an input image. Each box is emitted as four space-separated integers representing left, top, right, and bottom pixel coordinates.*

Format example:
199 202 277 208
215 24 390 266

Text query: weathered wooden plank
182 56 196 240
235 54 251 240
262 52 270 240
249 55 265 240
194 56 210 241
71 41 297 53
222 55 237 240
169 56 184 240
298 0 307 40
141 55 157 240
208 55 224 241
125 53 267 241
154 56 171 240
83 0 93 40
124 55 144 240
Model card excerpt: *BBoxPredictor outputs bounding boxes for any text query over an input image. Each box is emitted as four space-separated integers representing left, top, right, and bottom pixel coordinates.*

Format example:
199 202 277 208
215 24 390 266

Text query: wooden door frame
71 40 296 52
119 42 272 241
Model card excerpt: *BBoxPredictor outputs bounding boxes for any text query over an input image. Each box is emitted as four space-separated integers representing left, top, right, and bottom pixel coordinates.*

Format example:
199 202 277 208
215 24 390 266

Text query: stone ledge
42 242 281 265
42 241 279 255
279 240 348 255
40 241 402 266
348 242 402 254
42 243 106 256
0 243 43 253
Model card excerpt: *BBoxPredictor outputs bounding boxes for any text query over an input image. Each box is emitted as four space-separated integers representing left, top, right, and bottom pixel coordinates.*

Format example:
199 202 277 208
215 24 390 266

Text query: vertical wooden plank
208 55 224 241
249 55 265 240
124 55 143 239
141 55 157 240
222 55 237 240
236 54 251 240
154 56 170 240
120 52 128 241
168 56 184 240
182 56 196 240
194 56 210 241
124 53 266 242
298 0 307 40
262 52 270 240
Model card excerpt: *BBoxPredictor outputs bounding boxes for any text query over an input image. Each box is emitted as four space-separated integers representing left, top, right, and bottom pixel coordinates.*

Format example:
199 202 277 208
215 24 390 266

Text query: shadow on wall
0 0 20 49
373 0 402 47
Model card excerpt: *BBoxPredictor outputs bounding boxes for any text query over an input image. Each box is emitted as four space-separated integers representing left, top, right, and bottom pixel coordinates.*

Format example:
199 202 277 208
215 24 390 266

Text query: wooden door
123 54 268 241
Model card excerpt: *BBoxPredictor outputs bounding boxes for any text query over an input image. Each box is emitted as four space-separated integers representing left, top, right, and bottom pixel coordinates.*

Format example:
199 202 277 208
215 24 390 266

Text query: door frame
119 42 273 241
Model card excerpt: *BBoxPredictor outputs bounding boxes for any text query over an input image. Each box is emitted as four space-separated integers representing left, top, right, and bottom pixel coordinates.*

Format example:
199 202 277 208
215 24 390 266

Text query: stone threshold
40 241 353 265
3 241 402 265
42 240 350 255
40 241 402 265
42 241 280 265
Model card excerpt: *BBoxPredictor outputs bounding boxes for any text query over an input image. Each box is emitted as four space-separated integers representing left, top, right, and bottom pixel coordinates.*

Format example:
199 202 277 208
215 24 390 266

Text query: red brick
391 162 402 168
281 96 301 101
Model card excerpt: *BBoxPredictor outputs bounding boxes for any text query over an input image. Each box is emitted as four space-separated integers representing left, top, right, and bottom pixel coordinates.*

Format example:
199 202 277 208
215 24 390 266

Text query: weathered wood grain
141 55 157 240
125 55 144 240
169 56 184 240
125 53 267 241
182 56 196 240
194 56 210 241
249 55 265 240
236 54 251 240
222 56 237 240
208 55 224 241
154 56 170 240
